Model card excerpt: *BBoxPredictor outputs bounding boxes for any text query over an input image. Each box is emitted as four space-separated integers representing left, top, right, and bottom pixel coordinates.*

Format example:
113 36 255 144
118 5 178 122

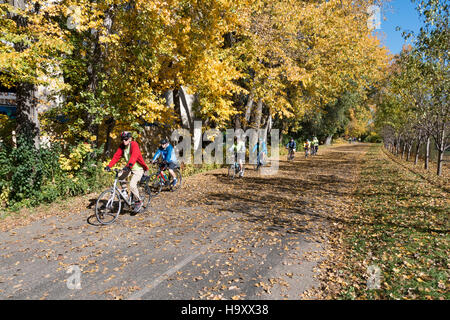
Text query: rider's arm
152 148 162 163
107 146 124 168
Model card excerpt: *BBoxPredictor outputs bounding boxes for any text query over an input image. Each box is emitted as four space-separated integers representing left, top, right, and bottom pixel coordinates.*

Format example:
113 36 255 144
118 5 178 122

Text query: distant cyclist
286 138 297 152
152 139 180 187
229 136 245 177
312 136 319 155
303 139 311 157
105 131 149 213
252 137 268 168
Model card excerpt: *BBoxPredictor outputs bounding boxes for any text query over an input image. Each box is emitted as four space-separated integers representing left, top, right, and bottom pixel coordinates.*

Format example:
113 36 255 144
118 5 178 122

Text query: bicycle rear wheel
228 164 236 179
95 189 121 225
137 179 152 211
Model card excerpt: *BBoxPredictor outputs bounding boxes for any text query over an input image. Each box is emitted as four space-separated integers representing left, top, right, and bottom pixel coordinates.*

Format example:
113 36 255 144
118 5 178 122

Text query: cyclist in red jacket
105 131 149 213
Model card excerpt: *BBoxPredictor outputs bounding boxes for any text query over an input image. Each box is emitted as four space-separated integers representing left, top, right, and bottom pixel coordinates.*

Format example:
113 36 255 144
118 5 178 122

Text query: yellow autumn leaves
2 0 390 141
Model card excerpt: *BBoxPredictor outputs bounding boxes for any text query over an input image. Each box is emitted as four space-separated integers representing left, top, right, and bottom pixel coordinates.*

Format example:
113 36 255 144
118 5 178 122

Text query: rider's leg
129 169 144 201
168 168 176 179
118 170 131 194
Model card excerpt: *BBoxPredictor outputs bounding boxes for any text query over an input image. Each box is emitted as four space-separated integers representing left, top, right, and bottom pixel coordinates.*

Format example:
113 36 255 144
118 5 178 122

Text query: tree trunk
401 142 406 159
15 82 40 149
244 94 254 127
436 128 445 176
414 140 421 165
406 143 412 162
424 136 430 170
437 148 444 176
325 135 333 145
104 118 115 157
264 114 272 142
249 99 263 148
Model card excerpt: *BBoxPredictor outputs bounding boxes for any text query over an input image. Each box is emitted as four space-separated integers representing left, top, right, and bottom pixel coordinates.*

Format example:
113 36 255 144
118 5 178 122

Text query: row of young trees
375 0 449 176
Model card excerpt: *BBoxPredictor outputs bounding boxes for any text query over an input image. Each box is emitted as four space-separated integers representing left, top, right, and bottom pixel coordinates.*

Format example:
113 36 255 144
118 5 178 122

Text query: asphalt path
0 143 369 300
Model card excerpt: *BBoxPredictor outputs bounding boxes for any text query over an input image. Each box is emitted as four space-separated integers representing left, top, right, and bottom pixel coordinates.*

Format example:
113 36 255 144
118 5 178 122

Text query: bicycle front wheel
150 173 163 195
95 189 122 225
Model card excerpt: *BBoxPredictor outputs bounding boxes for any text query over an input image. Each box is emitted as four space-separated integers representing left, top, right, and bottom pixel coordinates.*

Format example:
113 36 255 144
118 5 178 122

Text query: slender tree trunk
253 99 263 129
264 114 272 142
401 142 406 159
104 118 115 157
414 140 421 165
325 135 333 145
437 148 444 176
244 93 254 130
249 99 263 149
424 136 430 170
436 129 445 176
406 143 412 162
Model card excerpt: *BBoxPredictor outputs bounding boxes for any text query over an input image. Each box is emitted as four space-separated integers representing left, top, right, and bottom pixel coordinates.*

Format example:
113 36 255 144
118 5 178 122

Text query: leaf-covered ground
0 143 446 300
308 144 449 300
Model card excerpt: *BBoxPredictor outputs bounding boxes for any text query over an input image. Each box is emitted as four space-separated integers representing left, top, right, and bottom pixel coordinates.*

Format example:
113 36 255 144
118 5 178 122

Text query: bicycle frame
156 163 170 185
110 169 133 207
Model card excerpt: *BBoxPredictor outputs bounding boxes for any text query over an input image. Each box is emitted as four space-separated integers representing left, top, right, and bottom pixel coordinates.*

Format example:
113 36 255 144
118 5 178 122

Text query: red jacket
108 141 149 171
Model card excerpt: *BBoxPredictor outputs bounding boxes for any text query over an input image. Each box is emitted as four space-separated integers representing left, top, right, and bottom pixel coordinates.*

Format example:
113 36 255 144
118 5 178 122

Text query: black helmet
121 131 132 140
160 138 168 145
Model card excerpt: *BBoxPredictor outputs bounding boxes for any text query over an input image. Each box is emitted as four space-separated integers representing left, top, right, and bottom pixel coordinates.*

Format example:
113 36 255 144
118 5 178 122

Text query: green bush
0 138 109 211
364 132 382 143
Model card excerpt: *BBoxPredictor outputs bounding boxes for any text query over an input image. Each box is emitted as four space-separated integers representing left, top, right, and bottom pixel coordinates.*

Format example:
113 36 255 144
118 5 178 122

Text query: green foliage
364 132 382 143
0 138 109 211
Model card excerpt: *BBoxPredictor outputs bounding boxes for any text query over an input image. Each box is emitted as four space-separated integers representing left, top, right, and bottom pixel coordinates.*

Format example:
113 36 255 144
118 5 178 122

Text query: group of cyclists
103 131 321 213
286 136 319 158
104 132 179 213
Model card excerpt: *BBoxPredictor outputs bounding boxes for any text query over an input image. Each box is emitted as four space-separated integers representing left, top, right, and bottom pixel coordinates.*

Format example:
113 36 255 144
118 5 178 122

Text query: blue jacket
252 141 267 154
152 144 178 164
287 141 296 149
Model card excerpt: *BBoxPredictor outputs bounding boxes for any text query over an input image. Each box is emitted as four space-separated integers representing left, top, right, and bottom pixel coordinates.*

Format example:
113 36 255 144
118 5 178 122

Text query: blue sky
375 0 424 55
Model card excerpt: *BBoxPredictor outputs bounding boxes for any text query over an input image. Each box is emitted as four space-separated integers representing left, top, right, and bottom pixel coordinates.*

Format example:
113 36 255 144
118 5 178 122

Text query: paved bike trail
0 144 369 300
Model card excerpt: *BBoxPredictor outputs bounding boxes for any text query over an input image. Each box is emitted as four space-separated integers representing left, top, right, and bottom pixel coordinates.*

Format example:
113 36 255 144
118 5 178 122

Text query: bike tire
228 164 236 179
137 179 152 211
95 189 122 225
149 173 163 195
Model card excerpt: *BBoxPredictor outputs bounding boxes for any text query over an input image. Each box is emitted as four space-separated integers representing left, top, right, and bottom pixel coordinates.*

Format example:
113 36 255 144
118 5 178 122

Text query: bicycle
228 158 244 179
95 169 151 225
149 160 182 195
304 147 309 158
287 148 295 161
